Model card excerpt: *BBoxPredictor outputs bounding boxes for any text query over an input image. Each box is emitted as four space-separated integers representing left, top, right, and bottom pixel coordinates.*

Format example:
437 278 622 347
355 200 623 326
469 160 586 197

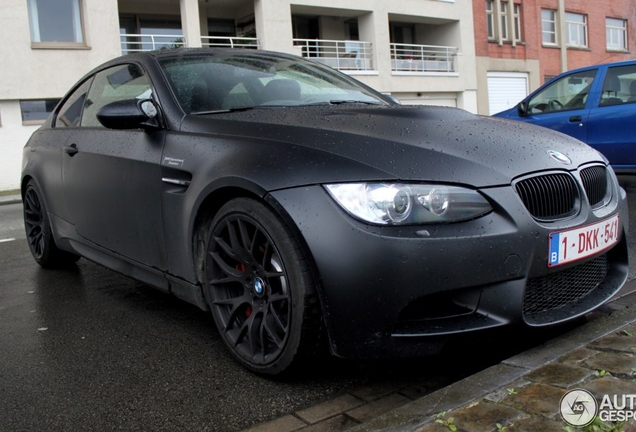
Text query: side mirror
96 99 160 131
517 100 529 117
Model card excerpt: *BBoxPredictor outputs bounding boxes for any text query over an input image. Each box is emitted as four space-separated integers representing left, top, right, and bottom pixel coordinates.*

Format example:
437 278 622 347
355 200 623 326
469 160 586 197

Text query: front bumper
269 181 629 359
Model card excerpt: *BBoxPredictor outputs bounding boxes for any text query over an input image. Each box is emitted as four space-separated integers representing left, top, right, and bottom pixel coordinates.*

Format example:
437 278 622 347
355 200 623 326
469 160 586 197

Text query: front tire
23 180 80 268
203 198 323 375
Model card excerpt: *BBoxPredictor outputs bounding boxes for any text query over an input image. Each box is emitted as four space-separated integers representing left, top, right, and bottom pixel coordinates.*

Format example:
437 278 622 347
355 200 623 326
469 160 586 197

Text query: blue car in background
494 60 636 173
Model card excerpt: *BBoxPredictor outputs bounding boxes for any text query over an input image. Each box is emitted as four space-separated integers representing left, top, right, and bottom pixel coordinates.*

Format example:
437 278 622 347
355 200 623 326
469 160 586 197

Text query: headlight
324 183 492 225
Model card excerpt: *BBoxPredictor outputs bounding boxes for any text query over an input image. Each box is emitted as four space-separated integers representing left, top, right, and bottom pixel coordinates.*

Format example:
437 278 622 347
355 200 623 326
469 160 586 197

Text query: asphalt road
1 180 636 431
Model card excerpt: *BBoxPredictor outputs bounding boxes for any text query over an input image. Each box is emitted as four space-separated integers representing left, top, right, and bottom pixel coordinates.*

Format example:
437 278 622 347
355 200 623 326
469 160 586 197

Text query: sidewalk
0 192 21 206
248 286 636 432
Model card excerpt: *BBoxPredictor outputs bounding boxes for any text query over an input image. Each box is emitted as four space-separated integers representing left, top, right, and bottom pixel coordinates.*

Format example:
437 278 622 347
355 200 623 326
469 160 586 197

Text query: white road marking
0 238 15 243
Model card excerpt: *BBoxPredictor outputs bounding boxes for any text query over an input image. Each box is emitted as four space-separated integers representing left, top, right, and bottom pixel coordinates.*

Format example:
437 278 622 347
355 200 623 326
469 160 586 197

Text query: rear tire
203 198 323 375
23 180 80 268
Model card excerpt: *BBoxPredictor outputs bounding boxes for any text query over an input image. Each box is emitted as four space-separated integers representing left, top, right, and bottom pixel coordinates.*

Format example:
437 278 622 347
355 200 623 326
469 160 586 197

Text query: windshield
158 51 388 114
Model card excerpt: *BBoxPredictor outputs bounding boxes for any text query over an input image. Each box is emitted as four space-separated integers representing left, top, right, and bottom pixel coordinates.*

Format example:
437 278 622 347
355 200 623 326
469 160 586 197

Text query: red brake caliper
236 263 252 317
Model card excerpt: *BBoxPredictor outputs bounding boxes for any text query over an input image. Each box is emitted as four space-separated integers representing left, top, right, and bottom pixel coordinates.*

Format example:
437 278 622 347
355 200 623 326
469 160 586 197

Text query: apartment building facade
0 0 477 191
473 0 636 115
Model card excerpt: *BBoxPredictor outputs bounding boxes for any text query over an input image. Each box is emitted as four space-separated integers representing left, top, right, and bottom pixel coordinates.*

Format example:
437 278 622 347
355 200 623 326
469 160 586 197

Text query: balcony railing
201 36 260 49
120 34 261 54
120 33 186 54
293 39 374 71
390 43 458 73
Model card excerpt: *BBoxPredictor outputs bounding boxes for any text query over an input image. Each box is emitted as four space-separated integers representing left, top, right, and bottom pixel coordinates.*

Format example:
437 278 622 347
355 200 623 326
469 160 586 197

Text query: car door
30 77 94 223
516 68 599 143
586 63 636 170
62 63 167 269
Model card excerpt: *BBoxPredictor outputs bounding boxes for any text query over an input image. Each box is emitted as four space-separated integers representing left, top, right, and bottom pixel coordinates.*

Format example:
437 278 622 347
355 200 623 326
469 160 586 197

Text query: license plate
548 214 620 267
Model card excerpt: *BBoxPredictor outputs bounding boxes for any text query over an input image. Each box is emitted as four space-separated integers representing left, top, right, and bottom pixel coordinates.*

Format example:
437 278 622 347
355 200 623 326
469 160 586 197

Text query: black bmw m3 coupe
22 48 628 374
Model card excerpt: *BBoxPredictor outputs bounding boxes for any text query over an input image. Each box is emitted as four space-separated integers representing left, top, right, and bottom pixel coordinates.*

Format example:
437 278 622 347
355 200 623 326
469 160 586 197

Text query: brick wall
474 0 636 85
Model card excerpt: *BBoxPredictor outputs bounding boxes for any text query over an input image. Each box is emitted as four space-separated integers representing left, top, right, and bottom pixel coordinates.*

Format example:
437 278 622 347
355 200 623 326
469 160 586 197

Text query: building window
500 3 509 40
20 100 60 124
486 1 521 42
120 16 184 54
606 18 627 51
344 19 359 41
27 0 84 46
512 4 521 41
390 23 415 45
565 12 587 48
207 19 236 38
292 15 320 40
542 9 557 45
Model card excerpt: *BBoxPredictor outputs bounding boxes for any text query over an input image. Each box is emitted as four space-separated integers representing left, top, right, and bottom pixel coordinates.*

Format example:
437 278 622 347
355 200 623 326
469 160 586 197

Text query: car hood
179 105 604 188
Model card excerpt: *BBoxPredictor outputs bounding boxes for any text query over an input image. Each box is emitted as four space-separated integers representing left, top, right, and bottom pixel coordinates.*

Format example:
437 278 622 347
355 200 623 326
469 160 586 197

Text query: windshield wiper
192 101 382 114
328 100 382 105
191 106 255 115
300 100 382 107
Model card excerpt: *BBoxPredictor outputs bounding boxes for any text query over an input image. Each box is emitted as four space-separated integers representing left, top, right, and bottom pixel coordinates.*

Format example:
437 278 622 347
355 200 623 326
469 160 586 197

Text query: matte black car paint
22 49 629 365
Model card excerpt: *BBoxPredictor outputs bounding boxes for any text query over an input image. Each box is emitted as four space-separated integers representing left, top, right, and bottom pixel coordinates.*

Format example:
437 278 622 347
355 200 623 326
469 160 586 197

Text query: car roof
107 47 297 64
559 59 636 74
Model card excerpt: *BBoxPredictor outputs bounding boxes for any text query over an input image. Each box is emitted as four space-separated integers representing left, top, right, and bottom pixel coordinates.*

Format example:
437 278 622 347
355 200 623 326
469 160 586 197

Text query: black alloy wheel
24 184 46 260
23 180 79 268
204 198 322 375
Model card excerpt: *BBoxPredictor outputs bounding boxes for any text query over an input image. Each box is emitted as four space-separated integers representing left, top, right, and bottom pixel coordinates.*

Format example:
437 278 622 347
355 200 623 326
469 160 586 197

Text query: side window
55 77 93 128
528 69 596 114
599 64 636 107
81 64 151 128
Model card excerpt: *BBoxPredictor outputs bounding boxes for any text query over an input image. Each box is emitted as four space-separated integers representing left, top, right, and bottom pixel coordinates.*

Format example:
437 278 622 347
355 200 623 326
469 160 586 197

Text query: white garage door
487 72 528 115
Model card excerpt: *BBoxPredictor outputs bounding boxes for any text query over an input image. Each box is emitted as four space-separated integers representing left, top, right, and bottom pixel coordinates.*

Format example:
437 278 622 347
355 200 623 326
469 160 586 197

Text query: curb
0 194 21 206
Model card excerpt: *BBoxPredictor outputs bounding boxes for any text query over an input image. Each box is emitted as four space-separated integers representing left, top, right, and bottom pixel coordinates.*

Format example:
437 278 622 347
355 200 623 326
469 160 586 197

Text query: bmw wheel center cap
254 277 266 296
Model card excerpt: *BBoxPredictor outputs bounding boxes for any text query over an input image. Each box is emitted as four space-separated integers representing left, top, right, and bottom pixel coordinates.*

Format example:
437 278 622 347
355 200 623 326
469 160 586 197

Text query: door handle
63 144 78 156
569 116 583 122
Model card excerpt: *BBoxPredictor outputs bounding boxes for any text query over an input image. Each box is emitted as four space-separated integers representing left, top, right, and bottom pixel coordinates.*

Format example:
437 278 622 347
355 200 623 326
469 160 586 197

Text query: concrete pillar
495 0 503 46
508 0 515 47
457 89 478 114
558 0 567 72
180 0 202 48
254 0 294 53
358 10 390 84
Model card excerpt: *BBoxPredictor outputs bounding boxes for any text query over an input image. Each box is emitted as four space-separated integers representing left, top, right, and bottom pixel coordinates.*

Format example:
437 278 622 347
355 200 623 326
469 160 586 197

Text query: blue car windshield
158 51 387 114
